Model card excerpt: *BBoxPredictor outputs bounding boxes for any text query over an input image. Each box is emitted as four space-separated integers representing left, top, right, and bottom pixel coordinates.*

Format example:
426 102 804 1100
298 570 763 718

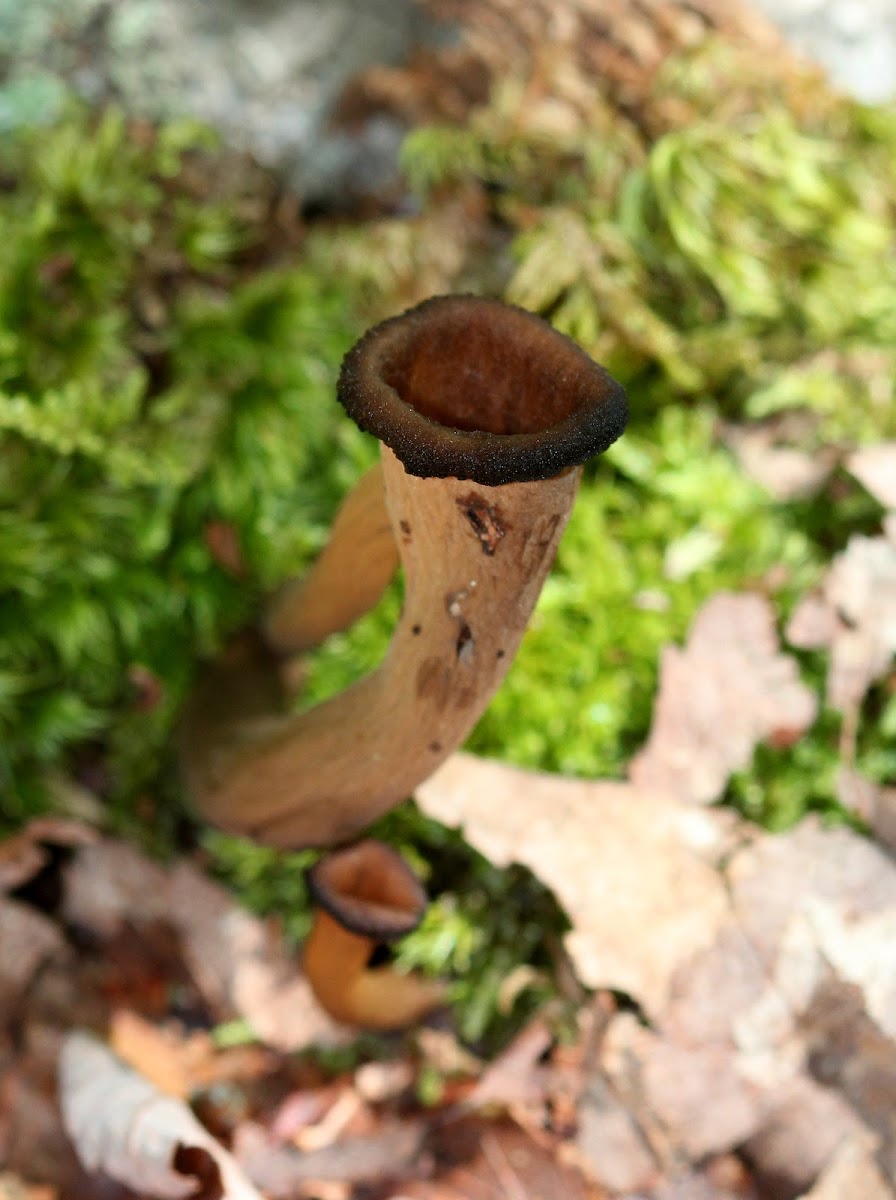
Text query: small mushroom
303 840 446 1029
182 295 627 847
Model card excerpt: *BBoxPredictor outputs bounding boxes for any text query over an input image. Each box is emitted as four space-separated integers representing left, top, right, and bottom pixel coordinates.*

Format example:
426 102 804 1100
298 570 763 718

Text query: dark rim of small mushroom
338 295 629 486
306 840 429 940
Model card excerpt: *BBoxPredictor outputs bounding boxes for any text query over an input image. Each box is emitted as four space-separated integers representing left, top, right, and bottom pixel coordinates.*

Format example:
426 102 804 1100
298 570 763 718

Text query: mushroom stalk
182 295 627 849
303 839 446 1029
263 462 398 655
303 910 445 1029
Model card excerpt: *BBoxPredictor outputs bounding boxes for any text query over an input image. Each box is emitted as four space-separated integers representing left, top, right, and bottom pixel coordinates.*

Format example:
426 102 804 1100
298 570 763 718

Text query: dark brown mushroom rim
337 295 629 486
307 840 429 939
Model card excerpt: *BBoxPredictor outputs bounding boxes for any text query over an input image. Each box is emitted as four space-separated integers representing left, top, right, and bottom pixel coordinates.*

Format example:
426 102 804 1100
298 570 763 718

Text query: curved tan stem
181 295 627 849
262 463 399 654
303 911 445 1029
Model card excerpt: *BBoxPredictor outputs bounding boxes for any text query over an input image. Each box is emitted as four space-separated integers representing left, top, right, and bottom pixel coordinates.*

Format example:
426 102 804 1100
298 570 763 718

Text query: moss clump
0 104 373 822
401 42 896 443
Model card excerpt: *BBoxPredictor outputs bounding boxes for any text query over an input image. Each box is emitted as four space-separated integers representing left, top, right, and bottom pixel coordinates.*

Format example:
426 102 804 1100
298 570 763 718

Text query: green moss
0 103 372 820
402 42 896 441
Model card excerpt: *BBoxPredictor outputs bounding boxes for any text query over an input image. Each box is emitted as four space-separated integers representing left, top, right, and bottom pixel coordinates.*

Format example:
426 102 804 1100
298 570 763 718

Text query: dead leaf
62 840 170 937
599 1015 762 1163
354 1059 415 1104
797 1134 894 1200
725 421 837 501
168 861 346 1052
395 1117 606 1200
0 1174 55 1200
0 818 96 894
235 1118 427 1195
416 753 735 1017
846 443 896 510
575 1074 657 1192
630 592 817 804
661 922 767 1048
59 1031 263 1200
109 1011 202 1099
0 898 67 1008
727 818 896 1001
787 533 896 712
640 1038 761 1159
837 767 896 854
466 1017 553 1113
743 1075 869 1197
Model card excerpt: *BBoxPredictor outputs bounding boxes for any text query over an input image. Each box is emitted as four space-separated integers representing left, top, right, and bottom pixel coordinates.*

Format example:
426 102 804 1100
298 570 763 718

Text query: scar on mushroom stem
180 294 627 848
303 840 446 1029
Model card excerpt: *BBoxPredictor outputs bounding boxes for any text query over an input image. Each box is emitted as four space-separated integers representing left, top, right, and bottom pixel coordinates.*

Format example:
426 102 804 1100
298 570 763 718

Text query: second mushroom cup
181 294 627 1026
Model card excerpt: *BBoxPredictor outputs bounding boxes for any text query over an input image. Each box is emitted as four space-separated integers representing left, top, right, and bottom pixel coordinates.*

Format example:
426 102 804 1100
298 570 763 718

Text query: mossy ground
3 44 896 1046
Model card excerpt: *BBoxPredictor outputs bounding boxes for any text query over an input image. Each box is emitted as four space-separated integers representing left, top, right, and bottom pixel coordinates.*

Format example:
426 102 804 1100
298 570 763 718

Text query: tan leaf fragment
728 818 896 979
0 897 67 1007
629 592 817 804
787 533 896 712
0 818 96 894
109 1011 202 1100
466 1017 554 1113
235 1119 427 1195
415 753 735 1017
59 1031 263 1200
743 1076 870 1198
725 421 837 501
660 922 767 1048
837 767 896 855
168 861 346 1052
62 840 170 936
575 1075 657 1193
603 1018 762 1160
797 1135 894 1200
0 1174 55 1200
846 443 896 510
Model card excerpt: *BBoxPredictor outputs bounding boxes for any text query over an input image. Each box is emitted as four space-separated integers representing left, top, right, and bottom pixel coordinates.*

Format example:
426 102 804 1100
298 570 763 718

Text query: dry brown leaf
395 1116 607 1200
837 767 896 855
846 443 896 511
0 898 67 1008
725 422 837 502
168 861 346 1052
599 1015 761 1163
787 532 896 712
235 1118 427 1195
0 818 96 894
109 1011 204 1099
416 753 735 1016
466 1017 553 1114
797 1134 894 1200
743 1076 869 1198
629 592 817 804
0 1175 55 1200
575 1075 657 1192
660 922 767 1048
59 1031 263 1199
728 818 896 1015
62 839 171 936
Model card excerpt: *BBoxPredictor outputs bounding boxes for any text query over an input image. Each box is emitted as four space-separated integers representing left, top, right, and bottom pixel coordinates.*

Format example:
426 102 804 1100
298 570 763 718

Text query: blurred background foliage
2 34 896 1045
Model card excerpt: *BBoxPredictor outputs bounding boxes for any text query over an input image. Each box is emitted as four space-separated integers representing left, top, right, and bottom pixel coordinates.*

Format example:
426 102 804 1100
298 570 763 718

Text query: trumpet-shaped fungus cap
338 294 628 485
306 840 428 940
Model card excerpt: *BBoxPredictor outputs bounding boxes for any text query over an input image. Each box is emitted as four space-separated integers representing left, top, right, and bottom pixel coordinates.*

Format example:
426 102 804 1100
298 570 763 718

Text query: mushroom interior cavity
379 301 590 434
307 839 427 939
